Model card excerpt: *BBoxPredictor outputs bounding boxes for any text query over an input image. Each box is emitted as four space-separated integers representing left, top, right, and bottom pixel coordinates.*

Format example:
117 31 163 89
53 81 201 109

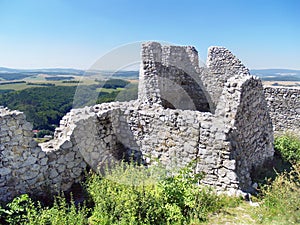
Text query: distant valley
0 67 138 81
0 67 299 82
0 66 298 138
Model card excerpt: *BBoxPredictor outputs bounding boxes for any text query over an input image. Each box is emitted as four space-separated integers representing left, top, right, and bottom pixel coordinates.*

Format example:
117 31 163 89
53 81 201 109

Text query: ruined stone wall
203 47 250 111
215 76 274 190
48 102 229 192
48 102 203 173
0 42 284 203
0 108 46 202
264 87 300 134
47 76 273 194
139 42 212 112
0 107 87 203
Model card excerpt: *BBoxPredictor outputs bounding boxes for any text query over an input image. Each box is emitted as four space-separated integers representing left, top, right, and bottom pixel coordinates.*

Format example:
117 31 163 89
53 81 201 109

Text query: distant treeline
62 80 82 83
96 79 130 89
271 82 300 87
0 89 15 94
0 73 32 80
27 82 55 87
112 70 139 78
0 81 26 85
45 76 74 81
89 70 139 78
0 70 85 81
0 86 76 130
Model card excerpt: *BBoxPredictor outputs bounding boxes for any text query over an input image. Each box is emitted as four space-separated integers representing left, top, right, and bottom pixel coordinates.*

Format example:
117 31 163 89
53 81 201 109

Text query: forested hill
0 86 76 130
0 81 138 131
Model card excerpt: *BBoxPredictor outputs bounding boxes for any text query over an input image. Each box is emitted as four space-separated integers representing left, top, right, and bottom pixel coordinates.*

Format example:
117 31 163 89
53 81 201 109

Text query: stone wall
0 108 44 202
2 41 296 203
139 42 212 112
264 87 300 134
216 76 274 190
203 47 250 111
0 107 87 203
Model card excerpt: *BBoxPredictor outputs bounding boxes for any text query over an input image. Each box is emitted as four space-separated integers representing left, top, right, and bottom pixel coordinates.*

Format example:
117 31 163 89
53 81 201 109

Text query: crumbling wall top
139 42 213 112
202 46 250 110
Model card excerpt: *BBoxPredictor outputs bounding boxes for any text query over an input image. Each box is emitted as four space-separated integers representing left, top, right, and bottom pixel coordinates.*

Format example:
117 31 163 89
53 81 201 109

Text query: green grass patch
96 87 124 93
0 194 89 225
0 82 28 91
204 201 256 225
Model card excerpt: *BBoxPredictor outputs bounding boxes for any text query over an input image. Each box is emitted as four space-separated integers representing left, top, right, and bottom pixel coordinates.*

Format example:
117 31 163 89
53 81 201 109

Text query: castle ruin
0 42 299 203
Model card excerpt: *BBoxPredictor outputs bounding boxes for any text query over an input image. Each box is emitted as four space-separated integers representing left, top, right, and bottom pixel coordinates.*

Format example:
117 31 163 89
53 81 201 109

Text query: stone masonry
1 41 297 203
264 87 300 134
0 107 87 203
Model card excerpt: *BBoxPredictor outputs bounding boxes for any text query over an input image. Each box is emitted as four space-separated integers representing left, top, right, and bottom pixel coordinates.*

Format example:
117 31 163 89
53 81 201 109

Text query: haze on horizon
0 0 299 70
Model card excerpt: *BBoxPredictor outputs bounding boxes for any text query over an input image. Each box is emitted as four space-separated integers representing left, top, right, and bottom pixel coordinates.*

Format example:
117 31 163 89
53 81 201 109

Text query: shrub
27 195 89 225
0 162 240 224
274 133 300 163
0 194 34 225
87 161 224 225
0 194 89 225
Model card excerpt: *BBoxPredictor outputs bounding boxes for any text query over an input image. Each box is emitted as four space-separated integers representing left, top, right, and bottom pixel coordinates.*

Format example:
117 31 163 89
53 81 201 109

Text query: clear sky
0 0 299 70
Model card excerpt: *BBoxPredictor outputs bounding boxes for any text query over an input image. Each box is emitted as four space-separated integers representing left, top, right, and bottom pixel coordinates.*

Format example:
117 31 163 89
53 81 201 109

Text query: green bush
0 194 35 225
26 196 89 225
0 194 89 225
87 162 223 225
274 133 300 163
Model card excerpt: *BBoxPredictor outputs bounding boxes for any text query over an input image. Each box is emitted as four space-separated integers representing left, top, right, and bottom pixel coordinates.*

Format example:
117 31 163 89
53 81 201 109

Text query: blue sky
0 0 299 69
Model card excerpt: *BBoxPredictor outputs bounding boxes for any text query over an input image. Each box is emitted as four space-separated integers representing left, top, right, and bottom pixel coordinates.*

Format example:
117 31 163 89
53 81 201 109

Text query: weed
274 132 300 163
255 163 300 224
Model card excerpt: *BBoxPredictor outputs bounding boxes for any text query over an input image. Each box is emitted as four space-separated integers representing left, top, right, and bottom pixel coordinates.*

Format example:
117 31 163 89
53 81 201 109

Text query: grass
254 164 300 224
0 83 29 91
274 132 300 163
86 161 227 224
206 160 300 224
204 201 257 225
96 87 125 93
251 133 300 224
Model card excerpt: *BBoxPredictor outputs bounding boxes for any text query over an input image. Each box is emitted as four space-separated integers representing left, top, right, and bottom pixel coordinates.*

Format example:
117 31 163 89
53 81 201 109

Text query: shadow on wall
158 64 211 112
113 142 145 166
90 109 145 174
